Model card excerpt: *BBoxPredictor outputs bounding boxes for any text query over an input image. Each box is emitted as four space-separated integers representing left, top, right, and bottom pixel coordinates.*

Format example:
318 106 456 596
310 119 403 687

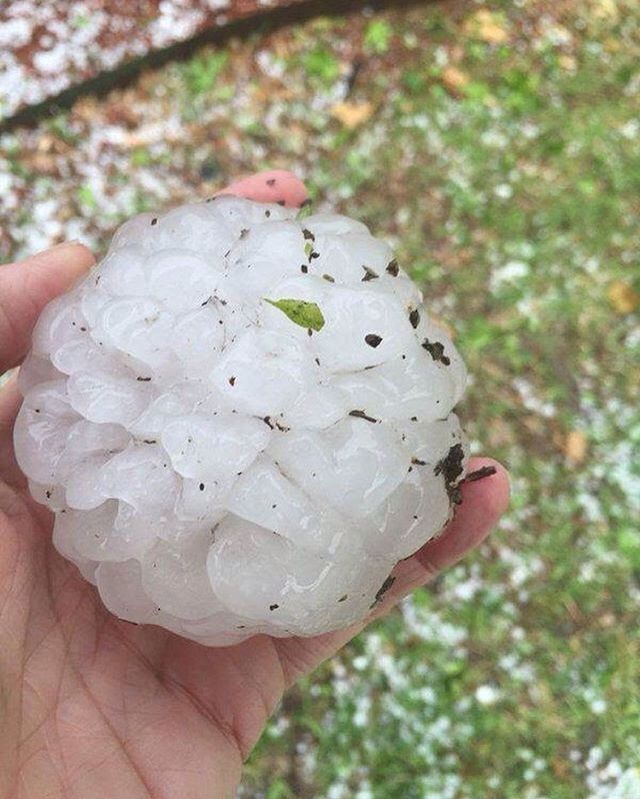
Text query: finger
273 458 509 682
0 243 95 372
215 170 309 208
0 377 25 488
381 457 510 605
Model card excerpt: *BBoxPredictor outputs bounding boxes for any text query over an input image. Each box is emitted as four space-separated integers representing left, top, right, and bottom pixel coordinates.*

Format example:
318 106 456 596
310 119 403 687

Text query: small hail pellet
14 197 469 646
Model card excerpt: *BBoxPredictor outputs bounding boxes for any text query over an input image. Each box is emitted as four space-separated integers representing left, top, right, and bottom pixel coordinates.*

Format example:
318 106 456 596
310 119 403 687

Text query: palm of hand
0 173 508 799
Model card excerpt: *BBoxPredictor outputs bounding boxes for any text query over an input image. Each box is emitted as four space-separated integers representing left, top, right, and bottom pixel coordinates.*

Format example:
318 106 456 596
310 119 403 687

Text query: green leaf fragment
264 298 325 331
296 203 313 221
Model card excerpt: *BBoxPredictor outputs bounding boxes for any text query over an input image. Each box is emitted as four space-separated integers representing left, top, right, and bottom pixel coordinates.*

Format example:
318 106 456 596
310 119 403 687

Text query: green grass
182 51 229 96
237 3 640 796
1 0 639 796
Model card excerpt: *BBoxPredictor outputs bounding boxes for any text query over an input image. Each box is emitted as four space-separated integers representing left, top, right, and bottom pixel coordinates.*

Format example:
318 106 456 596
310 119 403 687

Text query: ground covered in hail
0 0 639 796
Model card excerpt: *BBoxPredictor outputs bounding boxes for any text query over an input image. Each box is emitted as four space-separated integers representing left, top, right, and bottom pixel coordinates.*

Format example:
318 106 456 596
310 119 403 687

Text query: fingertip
416 457 510 573
0 374 20 430
464 457 511 521
29 241 96 278
216 170 309 208
21 242 96 318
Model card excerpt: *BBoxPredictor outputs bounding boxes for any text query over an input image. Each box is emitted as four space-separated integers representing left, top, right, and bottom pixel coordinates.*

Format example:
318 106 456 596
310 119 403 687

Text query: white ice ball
14 197 469 645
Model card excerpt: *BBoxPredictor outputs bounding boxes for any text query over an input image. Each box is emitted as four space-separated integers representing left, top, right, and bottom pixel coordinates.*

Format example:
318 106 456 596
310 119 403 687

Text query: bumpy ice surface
14 197 469 645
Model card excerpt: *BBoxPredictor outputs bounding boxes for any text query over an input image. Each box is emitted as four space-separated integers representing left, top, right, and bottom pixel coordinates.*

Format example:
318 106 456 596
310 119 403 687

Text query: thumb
0 243 95 373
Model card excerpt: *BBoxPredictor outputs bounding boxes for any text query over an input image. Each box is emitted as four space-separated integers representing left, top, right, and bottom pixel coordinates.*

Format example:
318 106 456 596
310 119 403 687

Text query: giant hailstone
14 197 469 645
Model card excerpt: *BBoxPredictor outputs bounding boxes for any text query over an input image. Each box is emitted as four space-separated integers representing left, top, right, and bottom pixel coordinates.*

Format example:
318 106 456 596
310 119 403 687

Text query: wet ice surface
14 197 468 645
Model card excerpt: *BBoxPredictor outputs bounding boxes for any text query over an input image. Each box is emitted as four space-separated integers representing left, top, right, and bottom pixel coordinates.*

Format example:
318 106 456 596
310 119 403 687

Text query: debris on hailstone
14 197 469 646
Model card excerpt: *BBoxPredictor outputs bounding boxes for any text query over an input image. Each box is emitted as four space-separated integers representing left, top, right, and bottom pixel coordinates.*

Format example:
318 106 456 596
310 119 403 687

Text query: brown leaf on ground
441 66 470 96
559 54 578 70
591 0 620 21
607 280 639 314
565 430 588 465
105 101 142 129
29 152 58 175
463 10 509 45
330 101 374 129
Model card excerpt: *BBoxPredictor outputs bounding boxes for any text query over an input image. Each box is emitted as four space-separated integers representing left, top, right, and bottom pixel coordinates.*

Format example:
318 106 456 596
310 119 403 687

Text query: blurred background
1 1 639 797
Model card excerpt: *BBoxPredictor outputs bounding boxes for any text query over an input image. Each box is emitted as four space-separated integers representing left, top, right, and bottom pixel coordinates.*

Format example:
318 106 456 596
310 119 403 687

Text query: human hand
0 172 509 799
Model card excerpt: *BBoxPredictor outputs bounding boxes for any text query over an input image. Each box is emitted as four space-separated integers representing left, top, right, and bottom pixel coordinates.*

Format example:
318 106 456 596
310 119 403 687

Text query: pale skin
0 172 510 799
